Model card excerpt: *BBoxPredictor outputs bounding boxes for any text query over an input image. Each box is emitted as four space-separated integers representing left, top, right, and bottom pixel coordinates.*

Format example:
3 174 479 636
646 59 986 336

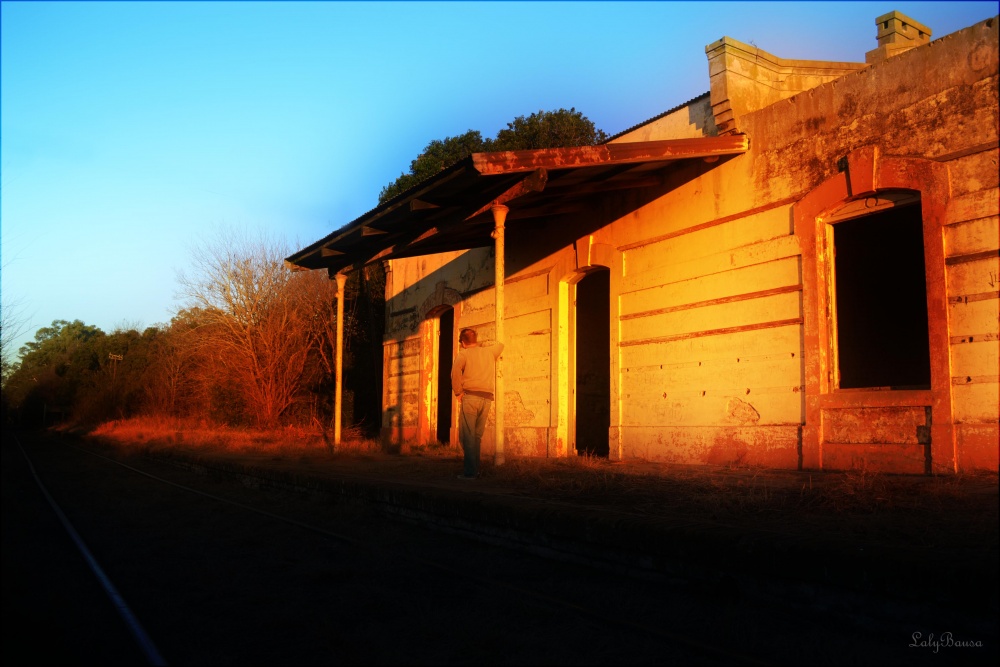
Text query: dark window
832 203 931 389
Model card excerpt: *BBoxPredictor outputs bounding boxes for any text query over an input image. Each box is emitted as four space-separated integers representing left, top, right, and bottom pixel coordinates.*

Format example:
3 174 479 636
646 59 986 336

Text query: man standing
451 328 504 479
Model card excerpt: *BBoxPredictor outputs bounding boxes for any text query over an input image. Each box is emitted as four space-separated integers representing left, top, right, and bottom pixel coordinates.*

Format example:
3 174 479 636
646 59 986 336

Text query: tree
488 108 609 152
176 228 341 427
379 130 487 204
3 319 107 425
139 313 202 418
0 295 28 387
70 324 164 423
360 108 608 434
1 207 31 388
15 320 104 373
378 108 607 205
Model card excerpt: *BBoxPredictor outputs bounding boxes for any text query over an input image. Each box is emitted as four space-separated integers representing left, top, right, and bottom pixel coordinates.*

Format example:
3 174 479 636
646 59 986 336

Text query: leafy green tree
378 108 607 205
488 108 609 152
16 320 104 367
379 130 486 204
4 319 106 425
72 325 165 423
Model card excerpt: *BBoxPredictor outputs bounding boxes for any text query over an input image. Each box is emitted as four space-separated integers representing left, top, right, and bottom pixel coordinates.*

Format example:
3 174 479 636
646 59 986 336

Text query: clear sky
2 1 997 359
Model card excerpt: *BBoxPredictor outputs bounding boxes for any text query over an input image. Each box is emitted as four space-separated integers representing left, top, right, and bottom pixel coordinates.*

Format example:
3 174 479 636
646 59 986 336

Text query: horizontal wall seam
823 440 928 446
619 318 802 347
620 239 802 293
620 284 801 320
617 195 799 252
617 423 803 428
944 249 1000 265
951 375 1000 385
507 309 550 321
931 139 1000 163
950 333 999 344
622 352 799 372
947 291 1000 304
505 266 553 285
621 386 803 396
943 212 999 227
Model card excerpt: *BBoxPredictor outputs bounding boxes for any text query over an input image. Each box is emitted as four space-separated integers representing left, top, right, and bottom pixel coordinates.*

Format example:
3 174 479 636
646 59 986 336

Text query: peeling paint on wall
725 397 761 425
504 391 536 427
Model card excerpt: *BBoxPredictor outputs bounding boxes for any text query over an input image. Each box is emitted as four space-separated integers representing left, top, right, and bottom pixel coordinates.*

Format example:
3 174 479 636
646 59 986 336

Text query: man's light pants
458 394 491 477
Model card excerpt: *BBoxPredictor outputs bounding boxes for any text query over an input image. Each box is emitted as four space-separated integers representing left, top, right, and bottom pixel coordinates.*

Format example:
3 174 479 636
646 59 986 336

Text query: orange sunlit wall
380 15 999 474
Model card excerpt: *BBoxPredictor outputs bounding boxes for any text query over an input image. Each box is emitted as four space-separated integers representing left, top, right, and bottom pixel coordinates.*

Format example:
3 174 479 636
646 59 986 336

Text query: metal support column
334 271 347 447
491 205 508 466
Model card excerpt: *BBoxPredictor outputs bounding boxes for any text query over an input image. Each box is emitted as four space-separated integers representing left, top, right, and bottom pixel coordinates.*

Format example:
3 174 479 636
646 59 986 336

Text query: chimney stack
866 11 931 64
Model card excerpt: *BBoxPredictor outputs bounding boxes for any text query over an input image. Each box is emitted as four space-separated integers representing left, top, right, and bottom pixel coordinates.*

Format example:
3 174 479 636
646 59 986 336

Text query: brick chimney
866 11 931 64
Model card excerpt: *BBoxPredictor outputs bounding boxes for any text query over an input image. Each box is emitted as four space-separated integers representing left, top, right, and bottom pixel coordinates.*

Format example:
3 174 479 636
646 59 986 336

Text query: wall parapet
706 36 866 135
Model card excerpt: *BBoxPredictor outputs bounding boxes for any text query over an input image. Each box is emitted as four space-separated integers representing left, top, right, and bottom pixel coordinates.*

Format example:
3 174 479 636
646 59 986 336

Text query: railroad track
4 430 992 665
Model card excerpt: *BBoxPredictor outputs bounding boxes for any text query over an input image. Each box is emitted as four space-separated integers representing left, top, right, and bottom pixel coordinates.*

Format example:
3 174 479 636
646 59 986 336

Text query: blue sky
2 1 997 360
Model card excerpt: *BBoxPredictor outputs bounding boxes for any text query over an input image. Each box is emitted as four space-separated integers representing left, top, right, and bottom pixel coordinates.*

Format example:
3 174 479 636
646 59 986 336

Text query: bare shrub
176 228 340 428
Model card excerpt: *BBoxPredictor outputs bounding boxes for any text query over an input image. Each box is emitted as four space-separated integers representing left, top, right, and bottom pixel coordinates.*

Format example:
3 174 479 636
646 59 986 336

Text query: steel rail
12 434 169 667
56 437 768 666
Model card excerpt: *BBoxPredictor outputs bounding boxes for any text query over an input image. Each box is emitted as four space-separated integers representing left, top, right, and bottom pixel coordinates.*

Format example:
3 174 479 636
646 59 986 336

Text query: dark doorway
436 308 455 444
575 270 610 456
833 203 931 389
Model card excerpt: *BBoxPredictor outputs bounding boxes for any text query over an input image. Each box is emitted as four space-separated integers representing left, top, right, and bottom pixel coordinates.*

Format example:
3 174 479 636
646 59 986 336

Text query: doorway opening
436 308 455 444
575 269 610 456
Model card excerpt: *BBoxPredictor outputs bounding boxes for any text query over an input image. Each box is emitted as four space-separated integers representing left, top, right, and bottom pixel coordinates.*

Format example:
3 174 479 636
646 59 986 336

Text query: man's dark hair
459 328 477 345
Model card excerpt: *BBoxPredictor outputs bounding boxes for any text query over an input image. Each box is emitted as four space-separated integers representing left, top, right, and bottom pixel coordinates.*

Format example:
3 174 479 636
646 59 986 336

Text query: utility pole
334 272 347 448
108 353 123 386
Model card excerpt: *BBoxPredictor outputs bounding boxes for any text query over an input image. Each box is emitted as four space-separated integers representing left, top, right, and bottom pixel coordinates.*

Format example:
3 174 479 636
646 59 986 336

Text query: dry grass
479 452 998 534
86 415 383 458
79 416 997 552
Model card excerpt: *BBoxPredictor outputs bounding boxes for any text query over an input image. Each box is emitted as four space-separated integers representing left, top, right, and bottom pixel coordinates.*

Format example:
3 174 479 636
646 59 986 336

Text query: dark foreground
3 429 997 665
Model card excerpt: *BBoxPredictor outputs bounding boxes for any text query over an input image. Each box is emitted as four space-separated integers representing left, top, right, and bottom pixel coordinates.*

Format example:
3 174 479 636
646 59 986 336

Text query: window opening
832 203 931 389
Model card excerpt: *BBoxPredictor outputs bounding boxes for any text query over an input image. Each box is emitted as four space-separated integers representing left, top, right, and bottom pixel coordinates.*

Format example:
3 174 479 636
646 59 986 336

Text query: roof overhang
285 134 748 274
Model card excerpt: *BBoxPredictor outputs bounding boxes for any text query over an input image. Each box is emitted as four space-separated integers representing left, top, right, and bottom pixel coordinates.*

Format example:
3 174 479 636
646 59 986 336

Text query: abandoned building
287 11 1000 474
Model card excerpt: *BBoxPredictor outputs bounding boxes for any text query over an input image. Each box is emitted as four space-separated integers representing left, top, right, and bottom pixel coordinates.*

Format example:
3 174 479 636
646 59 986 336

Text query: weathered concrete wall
455 264 559 457
705 36 867 136
607 15 996 471
381 244 563 454
382 248 494 445
381 16 998 473
593 157 803 467
945 186 1000 471
385 248 494 338
740 18 998 204
750 15 999 472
